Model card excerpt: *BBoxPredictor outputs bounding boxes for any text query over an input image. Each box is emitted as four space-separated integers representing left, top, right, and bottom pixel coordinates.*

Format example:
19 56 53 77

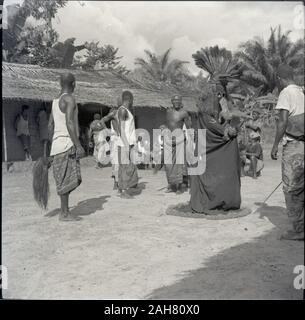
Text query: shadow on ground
147 205 304 300
128 182 147 196
45 195 110 217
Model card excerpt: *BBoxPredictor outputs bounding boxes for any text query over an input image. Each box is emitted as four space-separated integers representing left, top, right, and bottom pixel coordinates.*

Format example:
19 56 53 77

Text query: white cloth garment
117 106 137 146
275 84 304 143
50 93 79 156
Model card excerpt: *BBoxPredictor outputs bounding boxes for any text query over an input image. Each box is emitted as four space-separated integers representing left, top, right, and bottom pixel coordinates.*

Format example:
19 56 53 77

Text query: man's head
93 113 101 120
159 124 167 131
249 131 260 143
171 95 183 110
21 105 29 117
60 73 76 92
122 90 133 108
277 64 294 90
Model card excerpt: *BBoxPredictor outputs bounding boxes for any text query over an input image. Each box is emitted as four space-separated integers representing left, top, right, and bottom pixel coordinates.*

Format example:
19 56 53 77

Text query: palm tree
134 48 189 84
236 25 304 93
192 46 244 89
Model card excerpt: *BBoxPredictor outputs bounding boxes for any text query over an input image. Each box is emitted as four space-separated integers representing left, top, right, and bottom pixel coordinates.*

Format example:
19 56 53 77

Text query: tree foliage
235 25 304 93
12 24 61 67
134 48 190 84
3 0 67 66
73 42 129 74
192 46 244 85
21 0 67 27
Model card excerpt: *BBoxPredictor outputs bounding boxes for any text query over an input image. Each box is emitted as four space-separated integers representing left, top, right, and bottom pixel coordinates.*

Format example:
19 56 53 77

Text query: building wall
3 99 51 161
134 107 167 150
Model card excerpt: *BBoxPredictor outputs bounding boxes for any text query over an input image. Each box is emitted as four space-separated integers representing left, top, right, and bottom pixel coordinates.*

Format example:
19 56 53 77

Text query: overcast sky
3 1 304 74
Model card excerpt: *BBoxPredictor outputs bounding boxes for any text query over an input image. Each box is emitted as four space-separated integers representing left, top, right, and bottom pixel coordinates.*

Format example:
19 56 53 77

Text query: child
244 134 264 179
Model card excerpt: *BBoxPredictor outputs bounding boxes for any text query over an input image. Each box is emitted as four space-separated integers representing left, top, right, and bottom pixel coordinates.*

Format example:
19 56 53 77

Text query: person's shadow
45 195 110 217
128 182 147 196
256 204 288 230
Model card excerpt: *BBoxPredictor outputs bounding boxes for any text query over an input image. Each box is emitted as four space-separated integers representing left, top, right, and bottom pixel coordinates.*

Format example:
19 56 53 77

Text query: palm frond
160 48 172 70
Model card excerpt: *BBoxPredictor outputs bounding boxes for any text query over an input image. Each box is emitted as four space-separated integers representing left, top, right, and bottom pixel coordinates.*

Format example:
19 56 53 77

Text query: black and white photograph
1 0 304 301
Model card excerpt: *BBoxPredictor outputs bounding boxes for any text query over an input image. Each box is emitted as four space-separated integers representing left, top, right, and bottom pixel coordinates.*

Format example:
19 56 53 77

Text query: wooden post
2 105 8 163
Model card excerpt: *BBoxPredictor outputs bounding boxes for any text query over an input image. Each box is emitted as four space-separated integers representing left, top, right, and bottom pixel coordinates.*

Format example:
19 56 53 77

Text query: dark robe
190 111 241 213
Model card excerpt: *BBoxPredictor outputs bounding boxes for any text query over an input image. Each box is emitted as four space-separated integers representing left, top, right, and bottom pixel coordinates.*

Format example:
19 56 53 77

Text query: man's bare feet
120 190 134 199
280 230 304 241
165 185 174 193
59 212 81 221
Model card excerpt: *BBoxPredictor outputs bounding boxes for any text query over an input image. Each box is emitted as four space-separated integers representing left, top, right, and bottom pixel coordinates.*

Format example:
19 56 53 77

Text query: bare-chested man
48 73 85 221
164 95 192 194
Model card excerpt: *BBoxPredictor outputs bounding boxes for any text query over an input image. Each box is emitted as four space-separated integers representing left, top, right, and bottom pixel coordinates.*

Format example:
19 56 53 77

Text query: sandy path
2 157 304 299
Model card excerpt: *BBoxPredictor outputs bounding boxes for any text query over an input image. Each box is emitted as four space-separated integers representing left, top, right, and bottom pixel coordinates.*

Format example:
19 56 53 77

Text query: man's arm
14 114 20 131
271 109 289 160
183 111 192 129
100 110 115 127
48 111 54 142
88 124 93 141
61 95 85 158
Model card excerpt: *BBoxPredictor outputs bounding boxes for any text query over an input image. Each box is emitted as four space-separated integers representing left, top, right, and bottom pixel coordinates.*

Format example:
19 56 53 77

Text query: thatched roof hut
2 62 198 111
2 62 198 162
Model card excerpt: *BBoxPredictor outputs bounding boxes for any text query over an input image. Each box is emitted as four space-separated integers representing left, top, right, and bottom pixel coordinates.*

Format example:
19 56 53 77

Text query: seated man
242 133 264 179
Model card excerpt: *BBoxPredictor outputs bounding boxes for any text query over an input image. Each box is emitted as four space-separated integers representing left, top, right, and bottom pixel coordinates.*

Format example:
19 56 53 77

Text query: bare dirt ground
2 151 304 300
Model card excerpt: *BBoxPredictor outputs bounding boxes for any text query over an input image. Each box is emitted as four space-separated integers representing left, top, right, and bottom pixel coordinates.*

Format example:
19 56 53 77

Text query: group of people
45 63 303 240
14 104 49 161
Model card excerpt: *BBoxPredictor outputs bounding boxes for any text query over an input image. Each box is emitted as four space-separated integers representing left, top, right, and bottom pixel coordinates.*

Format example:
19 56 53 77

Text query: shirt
275 84 304 143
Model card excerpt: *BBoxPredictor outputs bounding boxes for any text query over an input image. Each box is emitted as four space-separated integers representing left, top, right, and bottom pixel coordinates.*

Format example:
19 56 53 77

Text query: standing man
117 91 138 198
89 113 106 168
271 64 304 241
15 105 32 161
164 95 192 194
48 73 85 221
100 102 120 190
36 106 49 157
